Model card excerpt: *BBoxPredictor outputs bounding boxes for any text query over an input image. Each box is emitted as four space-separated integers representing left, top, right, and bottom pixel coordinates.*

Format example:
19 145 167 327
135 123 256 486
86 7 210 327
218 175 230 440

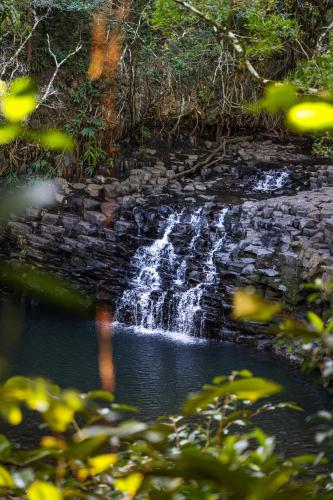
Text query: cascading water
253 170 289 192
115 206 230 338
170 208 228 336
116 211 181 331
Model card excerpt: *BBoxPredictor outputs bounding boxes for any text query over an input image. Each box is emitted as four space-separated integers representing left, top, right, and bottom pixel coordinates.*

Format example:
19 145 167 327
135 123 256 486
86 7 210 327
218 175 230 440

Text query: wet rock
104 183 120 200
101 200 119 222
77 220 98 235
84 210 107 226
83 197 100 211
86 183 103 198
184 183 195 192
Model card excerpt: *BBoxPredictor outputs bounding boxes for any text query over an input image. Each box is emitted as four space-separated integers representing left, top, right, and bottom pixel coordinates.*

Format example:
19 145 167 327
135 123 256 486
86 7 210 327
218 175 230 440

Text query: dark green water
8 307 332 456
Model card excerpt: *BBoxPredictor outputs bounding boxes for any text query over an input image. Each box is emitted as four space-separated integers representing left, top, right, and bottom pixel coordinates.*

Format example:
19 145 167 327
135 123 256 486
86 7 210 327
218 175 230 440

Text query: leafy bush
0 371 327 498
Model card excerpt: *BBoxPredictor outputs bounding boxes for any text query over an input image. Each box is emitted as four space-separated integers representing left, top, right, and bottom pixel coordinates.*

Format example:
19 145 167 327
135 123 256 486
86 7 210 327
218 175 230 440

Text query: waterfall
115 211 181 331
253 170 289 192
115 206 229 338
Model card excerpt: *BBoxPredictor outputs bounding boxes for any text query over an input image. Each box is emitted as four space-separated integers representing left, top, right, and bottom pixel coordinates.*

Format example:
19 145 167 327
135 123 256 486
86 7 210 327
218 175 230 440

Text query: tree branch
173 0 270 85
0 8 50 78
175 136 254 178
37 34 82 106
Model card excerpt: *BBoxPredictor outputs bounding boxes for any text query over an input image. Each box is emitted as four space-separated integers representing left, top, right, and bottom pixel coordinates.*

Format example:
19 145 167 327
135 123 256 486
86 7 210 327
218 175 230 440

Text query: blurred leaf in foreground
1 77 37 123
0 124 21 145
0 261 94 316
257 83 297 113
27 129 74 151
183 376 281 415
233 288 281 322
288 102 333 132
115 472 144 497
27 481 62 500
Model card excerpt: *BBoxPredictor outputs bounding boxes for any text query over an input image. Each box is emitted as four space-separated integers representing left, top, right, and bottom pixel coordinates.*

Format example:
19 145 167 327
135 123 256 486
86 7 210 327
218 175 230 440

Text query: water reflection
9 308 332 456
96 306 115 392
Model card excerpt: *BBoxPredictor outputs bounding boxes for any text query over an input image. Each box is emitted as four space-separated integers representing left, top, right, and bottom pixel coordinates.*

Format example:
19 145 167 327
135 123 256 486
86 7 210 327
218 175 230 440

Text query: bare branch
0 8 50 78
38 34 82 106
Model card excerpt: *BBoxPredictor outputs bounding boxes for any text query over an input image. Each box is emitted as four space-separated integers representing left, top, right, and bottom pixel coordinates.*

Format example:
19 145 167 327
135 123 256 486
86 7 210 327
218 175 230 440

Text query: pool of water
8 307 332 456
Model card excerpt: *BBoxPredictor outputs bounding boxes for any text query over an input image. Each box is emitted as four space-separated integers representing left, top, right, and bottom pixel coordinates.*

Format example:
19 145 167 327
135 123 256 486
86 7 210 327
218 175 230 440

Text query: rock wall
1 140 333 337
228 188 333 304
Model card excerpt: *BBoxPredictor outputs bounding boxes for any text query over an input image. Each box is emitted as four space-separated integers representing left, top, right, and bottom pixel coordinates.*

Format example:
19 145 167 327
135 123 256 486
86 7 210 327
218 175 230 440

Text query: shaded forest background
0 0 332 179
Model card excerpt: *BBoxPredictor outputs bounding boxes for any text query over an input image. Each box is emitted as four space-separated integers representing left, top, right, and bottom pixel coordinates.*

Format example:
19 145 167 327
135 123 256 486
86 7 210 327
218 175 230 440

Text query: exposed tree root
175 135 253 178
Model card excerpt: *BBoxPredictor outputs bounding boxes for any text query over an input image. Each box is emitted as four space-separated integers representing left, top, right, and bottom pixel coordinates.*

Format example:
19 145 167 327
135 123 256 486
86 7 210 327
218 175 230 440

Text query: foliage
0 76 73 150
64 81 109 175
255 81 333 135
0 371 327 498
47 0 104 11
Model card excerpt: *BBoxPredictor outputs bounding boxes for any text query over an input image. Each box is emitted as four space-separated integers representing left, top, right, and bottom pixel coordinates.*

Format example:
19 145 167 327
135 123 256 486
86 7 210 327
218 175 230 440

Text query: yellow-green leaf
27 481 63 500
40 436 67 450
307 311 324 334
287 102 333 132
88 453 117 475
0 124 21 144
0 401 23 426
10 77 37 96
259 83 297 113
0 466 14 487
62 390 83 412
115 473 144 496
44 403 74 432
183 377 281 414
220 378 281 402
6 405 22 425
29 130 74 150
233 289 281 322
2 94 37 122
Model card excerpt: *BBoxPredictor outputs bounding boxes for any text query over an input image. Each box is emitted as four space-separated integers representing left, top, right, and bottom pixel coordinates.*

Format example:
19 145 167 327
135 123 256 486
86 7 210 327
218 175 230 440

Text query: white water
253 170 289 192
115 207 229 337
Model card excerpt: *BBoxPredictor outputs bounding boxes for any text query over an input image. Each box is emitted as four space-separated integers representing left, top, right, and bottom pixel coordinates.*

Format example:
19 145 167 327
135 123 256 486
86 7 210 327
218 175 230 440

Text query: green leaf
149 451 258 496
68 435 108 460
183 377 281 415
287 102 333 132
78 421 148 440
0 436 11 460
111 403 138 412
115 473 144 496
2 78 37 122
28 130 74 151
12 449 50 466
86 390 114 403
0 466 14 487
27 481 63 500
307 311 324 334
0 124 21 144
279 318 319 340
233 289 281 322
0 261 94 316
258 83 297 113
